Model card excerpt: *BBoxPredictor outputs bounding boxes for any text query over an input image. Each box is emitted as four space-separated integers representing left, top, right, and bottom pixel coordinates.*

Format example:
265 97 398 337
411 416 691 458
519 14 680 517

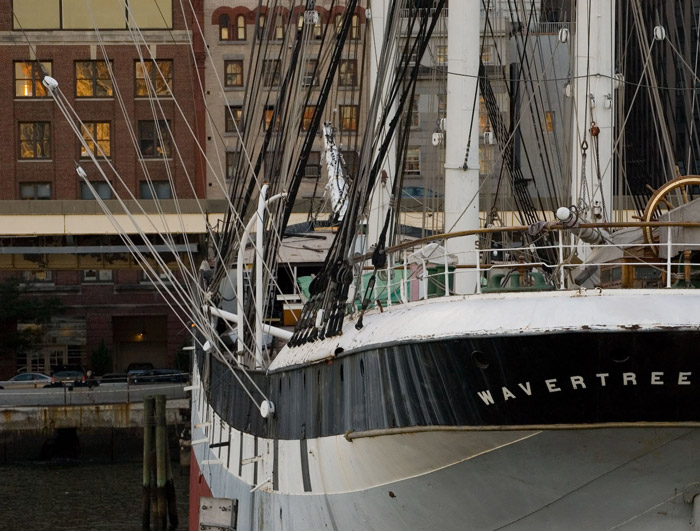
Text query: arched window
256 14 266 40
335 14 343 34
274 13 284 40
350 14 360 39
314 13 322 38
235 15 246 40
219 14 230 40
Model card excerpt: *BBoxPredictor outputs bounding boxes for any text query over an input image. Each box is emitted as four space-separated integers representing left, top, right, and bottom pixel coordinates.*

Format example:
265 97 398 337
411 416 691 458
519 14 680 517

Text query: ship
32 0 700 529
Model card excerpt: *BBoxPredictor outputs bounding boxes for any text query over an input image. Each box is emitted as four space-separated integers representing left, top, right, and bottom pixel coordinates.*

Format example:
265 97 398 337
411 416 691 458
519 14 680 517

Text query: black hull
199 329 700 440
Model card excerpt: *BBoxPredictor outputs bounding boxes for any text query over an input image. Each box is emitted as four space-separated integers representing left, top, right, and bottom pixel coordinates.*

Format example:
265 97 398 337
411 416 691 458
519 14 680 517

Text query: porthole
471 350 490 369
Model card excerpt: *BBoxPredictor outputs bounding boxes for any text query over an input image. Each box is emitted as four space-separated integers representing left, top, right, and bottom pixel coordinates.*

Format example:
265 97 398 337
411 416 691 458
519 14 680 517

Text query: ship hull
190 289 700 529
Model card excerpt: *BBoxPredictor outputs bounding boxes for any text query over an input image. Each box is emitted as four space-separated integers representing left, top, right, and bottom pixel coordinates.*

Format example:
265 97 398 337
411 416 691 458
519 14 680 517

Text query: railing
355 221 700 305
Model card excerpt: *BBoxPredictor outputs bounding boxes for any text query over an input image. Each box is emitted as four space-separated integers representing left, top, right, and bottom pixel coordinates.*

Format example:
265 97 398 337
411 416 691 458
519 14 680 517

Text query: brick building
0 0 209 378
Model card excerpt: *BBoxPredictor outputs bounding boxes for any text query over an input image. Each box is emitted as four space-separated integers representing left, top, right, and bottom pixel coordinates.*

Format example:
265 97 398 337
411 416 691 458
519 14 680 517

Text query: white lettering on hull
475 371 694 405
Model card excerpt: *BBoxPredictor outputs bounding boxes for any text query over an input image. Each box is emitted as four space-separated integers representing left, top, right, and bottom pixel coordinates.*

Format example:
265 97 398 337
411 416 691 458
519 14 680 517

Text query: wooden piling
165 426 179 529
142 396 154 530
155 394 167 530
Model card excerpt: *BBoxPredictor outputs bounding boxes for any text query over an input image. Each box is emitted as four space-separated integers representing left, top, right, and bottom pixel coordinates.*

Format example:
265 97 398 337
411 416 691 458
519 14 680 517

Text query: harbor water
0 460 189 530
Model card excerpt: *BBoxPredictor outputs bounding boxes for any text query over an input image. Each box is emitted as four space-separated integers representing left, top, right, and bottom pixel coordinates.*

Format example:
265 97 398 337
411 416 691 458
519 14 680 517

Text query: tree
0 278 63 363
90 339 112 375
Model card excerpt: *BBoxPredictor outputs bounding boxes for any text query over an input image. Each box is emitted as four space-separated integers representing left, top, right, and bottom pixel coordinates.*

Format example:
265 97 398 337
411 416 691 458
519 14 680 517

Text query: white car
0 372 52 389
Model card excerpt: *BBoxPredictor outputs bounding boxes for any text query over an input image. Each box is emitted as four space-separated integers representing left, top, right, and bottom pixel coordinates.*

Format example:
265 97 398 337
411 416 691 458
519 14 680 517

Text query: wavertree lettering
476 371 693 406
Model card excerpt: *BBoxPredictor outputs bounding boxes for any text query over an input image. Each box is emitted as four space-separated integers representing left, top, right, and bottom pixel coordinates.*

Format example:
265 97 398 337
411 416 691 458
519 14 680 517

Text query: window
436 45 448 66
256 14 266 40
80 181 112 199
263 106 280 132
139 181 172 199
263 60 280 87
338 60 357 86
339 105 358 131
15 61 51 98
302 59 318 86
75 60 113 97
20 183 51 200
219 14 230 40
19 122 51 159
225 106 243 133
138 120 171 158
226 151 240 179
135 60 173 97
350 14 360 39
335 14 343 34
224 60 243 88
543 111 554 133
305 151 321 178
481 45 496 65
404 147 420 174
409 97 419 128
314 16 322 38
437 93 447 117
83 269 113 282
301 105 316 132
20 270 53 283
80 122 111 158
273 13 284 40
235 15 246 40
297 14 304 31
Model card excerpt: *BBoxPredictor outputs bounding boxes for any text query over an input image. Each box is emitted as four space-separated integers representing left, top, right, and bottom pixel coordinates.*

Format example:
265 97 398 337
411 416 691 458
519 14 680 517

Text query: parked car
100 373 128 384
49 370 86 387
0 372 52 389
130 368 189 384
126 362 154 376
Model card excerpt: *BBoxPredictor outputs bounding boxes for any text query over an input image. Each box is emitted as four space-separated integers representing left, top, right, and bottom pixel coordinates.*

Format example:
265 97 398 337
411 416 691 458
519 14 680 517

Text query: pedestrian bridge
0 383 188 431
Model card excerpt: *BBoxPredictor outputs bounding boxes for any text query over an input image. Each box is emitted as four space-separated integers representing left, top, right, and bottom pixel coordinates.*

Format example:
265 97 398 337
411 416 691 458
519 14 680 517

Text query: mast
571 0 615 228
366 0 396 248
444 0 480 294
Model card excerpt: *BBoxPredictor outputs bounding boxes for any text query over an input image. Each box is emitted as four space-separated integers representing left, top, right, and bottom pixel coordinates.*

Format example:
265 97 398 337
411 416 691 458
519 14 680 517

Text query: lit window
75 60 113 97
273 13 284 40
235 15 246 40
314 16 322 38
338 60 357 86
350 14 360 39
404 147 420 174
301 105 315 132
138 120 171 158
225 105 243 133
21 270 53 283
139 181 172 199
263 60 280 87
335 14 343 34
20 183 51 200
224 60 244 87
80 122 111 158
80 181 113 199
436 45 448 66
15 61 51 98
256 14 266 40
135 60 173 97
19 122 51 159
263 106 280 132
219 14 230 40
339 105 358 132
544 111 554 133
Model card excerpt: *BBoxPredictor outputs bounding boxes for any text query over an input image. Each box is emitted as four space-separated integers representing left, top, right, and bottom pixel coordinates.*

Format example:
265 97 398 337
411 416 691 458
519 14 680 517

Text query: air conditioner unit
483 131 495 145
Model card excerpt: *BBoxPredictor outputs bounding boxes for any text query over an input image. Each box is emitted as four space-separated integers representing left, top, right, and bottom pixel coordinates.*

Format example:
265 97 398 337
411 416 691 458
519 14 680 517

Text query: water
0 461 189 530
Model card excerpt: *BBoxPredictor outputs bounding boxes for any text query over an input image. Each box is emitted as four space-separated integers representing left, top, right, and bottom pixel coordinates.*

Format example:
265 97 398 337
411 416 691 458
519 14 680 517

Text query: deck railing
355 221 700 304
